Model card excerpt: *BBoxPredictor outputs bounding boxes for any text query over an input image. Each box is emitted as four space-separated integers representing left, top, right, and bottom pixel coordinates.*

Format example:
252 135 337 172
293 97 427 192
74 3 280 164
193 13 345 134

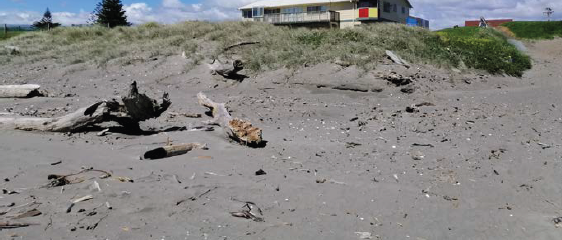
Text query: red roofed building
465 19 513 27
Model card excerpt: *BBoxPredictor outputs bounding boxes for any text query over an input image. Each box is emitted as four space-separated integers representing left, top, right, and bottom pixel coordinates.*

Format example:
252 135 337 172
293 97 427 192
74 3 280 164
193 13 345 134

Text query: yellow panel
369 8 378 18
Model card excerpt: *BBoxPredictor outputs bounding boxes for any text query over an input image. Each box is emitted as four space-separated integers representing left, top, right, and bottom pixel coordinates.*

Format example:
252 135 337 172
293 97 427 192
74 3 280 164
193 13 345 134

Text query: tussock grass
503 21 562 39
0 21 531 76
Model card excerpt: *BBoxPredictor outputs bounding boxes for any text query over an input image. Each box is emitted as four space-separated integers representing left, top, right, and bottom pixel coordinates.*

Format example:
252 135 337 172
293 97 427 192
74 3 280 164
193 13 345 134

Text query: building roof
240 0 413 10
239 0 350 9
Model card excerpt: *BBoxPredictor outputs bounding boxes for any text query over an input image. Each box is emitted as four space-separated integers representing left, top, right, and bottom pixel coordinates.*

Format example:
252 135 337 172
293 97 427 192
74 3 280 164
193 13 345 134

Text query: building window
393 4 397 12
242 9 252 18
383 2 391 13
358 0 377 8
282 7 304 14
402 7 406 14
252 7 264 17
307 6 327 12
265 9 280 14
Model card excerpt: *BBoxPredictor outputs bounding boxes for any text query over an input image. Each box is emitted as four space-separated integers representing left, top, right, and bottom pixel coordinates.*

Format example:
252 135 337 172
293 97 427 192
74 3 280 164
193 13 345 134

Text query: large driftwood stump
0 82 171 133
122 81 171 122
197 92 263 147
0 84 42 98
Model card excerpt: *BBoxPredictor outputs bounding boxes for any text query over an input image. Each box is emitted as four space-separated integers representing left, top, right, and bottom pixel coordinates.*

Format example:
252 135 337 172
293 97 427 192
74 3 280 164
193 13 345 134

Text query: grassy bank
437 27 531 76
503 21 562 39
0 31 27 41
0 22 531 76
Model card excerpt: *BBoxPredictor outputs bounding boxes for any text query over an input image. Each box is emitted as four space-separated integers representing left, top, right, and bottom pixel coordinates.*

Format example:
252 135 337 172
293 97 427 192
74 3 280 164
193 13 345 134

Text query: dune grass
0 21 531 76
503 21 562 39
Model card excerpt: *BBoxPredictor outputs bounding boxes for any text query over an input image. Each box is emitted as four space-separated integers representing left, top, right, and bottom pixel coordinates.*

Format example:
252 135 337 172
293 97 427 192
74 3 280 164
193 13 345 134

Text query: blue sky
1 0 561 29
2 0 193 12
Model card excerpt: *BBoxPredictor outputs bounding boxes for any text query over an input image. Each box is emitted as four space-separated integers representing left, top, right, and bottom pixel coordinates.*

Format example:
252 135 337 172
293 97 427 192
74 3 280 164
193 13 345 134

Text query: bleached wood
197 92 263 146
0 84 42 98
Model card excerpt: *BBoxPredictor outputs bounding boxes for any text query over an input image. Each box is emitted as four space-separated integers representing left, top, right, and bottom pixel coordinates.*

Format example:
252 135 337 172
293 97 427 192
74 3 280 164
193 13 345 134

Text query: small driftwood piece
208 59 244 79
10 209 42 220
0 222 36 229
197 92 263 147
143 143 207 160
0 81 170 133
45 169 112 188
0 84 42 98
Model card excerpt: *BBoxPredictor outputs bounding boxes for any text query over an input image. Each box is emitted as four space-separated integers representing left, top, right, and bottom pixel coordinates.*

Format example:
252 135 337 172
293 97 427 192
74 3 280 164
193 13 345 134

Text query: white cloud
162 0 185 9
52 11 91 25
0 0 560 29
121 0 246 24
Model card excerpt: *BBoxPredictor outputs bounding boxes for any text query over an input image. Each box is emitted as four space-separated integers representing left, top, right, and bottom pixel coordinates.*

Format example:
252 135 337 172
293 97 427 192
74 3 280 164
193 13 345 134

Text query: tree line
33 0 130 30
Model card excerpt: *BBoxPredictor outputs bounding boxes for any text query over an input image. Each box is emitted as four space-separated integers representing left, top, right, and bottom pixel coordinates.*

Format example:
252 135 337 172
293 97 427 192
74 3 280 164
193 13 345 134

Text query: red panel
465 21 479 27
465 19 513 27
359 8 369 18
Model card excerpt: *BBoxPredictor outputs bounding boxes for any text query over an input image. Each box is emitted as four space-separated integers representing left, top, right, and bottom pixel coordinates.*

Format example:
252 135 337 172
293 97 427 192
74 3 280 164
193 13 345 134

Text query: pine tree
33 8 61 30
94 0 130 28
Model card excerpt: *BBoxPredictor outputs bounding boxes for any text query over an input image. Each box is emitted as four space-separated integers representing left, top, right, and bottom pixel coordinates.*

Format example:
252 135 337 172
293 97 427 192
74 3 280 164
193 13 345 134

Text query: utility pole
544 7 554 21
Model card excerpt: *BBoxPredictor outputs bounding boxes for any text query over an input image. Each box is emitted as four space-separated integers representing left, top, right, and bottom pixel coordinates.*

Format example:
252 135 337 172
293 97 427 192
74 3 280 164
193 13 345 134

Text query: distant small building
407 16 429 28
239 0 414 29
465 19 513 27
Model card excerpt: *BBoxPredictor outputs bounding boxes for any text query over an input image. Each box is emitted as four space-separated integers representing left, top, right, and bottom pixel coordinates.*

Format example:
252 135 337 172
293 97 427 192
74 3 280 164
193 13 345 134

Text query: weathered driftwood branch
0 84 43 98
208 59 244 79
0 82 171 133
223 41 260 52
197 92 263 147
143 143 207 160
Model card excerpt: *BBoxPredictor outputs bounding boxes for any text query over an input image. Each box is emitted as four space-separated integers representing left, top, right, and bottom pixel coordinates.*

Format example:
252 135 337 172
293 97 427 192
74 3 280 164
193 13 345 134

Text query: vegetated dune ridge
0 28 561 239
0 22 531 76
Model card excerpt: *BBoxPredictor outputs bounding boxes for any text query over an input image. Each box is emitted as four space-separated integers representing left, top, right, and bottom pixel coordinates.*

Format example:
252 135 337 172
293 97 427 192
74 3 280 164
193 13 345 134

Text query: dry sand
1 39 562 239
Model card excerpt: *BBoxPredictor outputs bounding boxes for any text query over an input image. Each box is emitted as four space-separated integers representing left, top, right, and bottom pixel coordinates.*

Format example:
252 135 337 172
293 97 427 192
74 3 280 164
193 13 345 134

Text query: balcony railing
254 11 340 24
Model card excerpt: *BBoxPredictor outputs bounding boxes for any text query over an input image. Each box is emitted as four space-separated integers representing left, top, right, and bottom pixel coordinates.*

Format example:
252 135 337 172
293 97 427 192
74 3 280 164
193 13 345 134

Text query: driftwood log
0 84 42 98
0 82 171 133
208 59 244 79
143 143 207 160
197 92 263 147
0 101 114 132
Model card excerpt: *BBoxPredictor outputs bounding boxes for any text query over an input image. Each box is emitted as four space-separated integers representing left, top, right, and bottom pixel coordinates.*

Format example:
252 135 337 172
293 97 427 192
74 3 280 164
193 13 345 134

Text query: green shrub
503 21 562 39
437 27 531 76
